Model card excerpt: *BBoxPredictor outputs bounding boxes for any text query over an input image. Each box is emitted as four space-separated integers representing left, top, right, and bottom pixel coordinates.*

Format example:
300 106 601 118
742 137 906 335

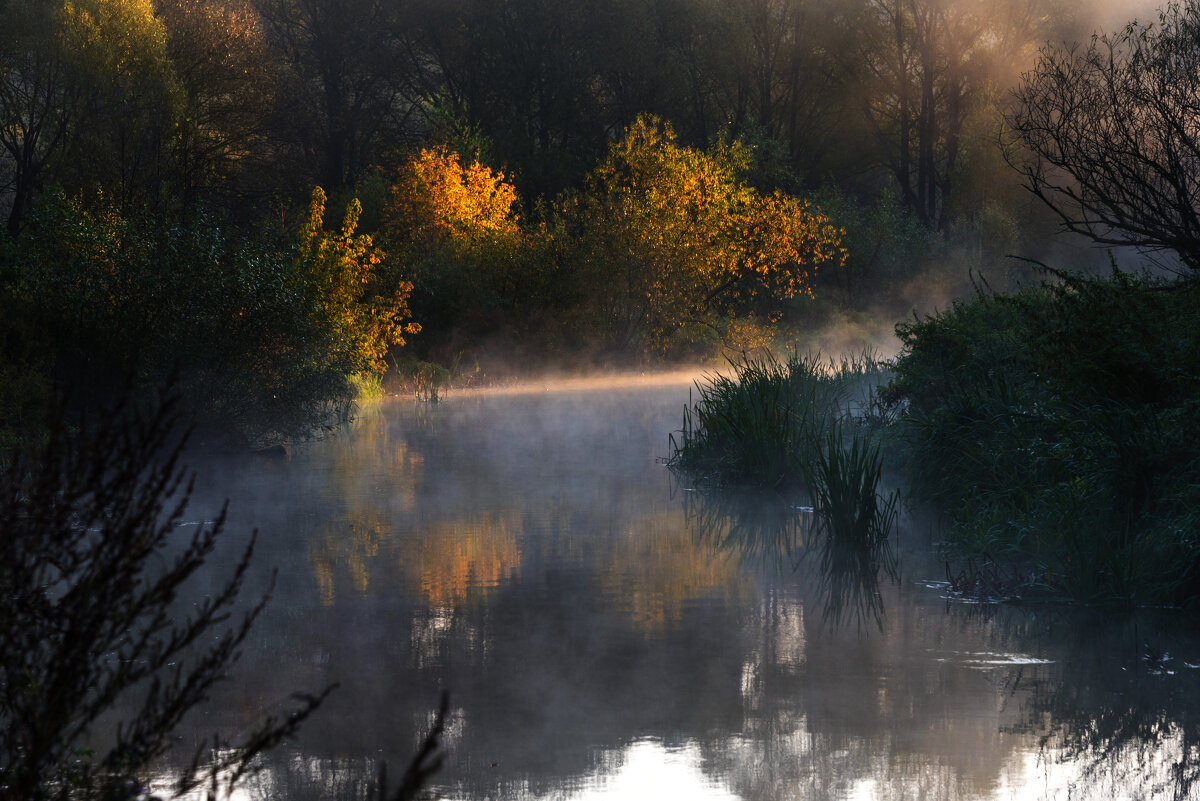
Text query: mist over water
161 377 1200 801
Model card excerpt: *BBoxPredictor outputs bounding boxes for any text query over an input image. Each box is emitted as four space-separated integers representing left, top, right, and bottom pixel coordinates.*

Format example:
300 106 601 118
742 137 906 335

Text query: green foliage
672 352 837 487
812 186 936 301
0 0 181 231
886 271 1200 604
2 190 415 443
669 349 898 557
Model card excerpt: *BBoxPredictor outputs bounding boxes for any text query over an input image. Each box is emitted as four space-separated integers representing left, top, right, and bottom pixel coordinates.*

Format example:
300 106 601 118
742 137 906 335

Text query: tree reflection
682 488 897 630
993 607 1200 799
176 391 1200 801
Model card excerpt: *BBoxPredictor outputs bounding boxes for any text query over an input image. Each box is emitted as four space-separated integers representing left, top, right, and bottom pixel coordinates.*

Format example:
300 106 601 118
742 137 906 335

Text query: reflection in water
816 534 896 632
407 514 523 609
683 489 897 631
164 384 1200 801
599 513 748 633
999 609 1200 799
539 739 737 800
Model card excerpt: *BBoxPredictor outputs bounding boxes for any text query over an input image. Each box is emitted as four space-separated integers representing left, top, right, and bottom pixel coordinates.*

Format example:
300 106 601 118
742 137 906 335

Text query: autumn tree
384 148 520 257
565 115 844 354
1008 0 1200 271
299 187 420 374
381 147 527 344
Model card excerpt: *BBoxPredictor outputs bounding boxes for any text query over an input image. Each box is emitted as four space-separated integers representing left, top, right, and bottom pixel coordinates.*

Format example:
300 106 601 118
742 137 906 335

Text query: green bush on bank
885 270 1200 605
0 190 414 447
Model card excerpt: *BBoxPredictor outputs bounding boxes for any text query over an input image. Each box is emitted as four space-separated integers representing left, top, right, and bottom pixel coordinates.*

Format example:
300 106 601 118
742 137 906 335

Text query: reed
669 349 888 489
670 349 900 562
805 420 898 550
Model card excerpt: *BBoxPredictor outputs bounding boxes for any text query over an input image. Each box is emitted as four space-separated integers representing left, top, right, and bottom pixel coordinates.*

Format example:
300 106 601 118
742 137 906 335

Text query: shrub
3 189 418 443
0 391 330 799
886 271 1200 604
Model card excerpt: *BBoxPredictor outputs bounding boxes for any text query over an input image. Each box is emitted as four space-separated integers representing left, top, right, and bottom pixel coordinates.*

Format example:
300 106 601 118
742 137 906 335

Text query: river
163 376 1200 800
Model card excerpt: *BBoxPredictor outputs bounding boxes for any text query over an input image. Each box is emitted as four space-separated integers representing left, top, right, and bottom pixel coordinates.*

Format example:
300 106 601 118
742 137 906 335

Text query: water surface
170 378 1200 800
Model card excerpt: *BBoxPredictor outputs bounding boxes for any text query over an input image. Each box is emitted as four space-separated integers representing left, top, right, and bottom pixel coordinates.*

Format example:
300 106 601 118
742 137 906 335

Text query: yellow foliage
571 115 845 352
384 147 520 255
299 187 420 372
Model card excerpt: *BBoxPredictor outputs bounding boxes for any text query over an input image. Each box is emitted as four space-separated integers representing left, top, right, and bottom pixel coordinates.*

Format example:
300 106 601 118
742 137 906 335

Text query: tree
406 0 610 199
1008 1 1200 271
7 189 417 441
255 0 415 192
154 0 277 209
297 187 421 374
0 0 178 233
381 147 527 344
719 0 855 180
859 0 1047 229
384 147 521 258
566 115 844 353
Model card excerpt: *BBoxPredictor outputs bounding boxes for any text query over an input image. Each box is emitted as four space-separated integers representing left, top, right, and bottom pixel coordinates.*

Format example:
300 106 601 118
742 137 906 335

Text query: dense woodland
0 0 1156 443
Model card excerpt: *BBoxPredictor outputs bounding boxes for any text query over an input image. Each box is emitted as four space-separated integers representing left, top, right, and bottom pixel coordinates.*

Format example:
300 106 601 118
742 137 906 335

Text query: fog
133 380 1200 801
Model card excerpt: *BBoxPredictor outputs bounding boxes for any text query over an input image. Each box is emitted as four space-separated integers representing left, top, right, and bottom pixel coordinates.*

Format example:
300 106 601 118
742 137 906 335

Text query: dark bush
886 271 1200 604
2 191 414 445
0 391 330 800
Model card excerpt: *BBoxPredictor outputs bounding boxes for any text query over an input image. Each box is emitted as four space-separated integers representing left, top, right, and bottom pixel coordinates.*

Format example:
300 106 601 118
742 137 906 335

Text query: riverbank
669 270 1200 607
888 270 1200 606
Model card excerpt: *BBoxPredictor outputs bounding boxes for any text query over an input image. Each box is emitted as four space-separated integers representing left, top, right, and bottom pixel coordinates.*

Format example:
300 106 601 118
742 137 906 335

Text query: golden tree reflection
308 513 392 605
405 514 523 609
601 511 752 632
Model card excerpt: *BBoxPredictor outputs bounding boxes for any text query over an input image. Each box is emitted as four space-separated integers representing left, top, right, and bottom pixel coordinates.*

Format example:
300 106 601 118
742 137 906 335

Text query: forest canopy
0 0 1165 437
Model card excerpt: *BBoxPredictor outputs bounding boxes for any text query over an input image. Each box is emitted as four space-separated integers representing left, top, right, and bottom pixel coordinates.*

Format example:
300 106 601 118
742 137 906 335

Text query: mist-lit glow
450 370 710 396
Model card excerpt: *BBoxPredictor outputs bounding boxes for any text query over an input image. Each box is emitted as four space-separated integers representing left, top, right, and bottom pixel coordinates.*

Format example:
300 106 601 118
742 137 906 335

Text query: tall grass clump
669 350 888 488
670 349 900 564
806 420 898 551
885 269 1200 605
